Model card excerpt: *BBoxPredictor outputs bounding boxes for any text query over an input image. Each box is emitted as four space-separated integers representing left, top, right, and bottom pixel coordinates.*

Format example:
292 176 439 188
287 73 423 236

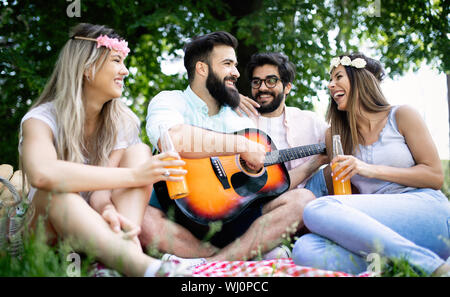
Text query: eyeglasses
250 76 280 89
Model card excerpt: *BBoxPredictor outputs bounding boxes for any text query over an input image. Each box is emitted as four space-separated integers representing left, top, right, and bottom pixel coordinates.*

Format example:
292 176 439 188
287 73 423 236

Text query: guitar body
157 128 290 225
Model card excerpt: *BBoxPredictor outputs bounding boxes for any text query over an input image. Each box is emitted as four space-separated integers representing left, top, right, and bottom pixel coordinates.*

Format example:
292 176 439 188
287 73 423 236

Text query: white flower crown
330 56 367 71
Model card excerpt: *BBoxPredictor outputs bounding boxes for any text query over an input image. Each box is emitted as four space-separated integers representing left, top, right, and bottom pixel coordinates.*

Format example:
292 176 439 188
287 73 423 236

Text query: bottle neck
332 135 343 157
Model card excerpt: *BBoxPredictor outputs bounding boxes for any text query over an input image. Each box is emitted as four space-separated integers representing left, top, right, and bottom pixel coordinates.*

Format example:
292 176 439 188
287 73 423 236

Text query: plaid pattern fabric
89 262 122 277
192 258 374 277
90 258 375 277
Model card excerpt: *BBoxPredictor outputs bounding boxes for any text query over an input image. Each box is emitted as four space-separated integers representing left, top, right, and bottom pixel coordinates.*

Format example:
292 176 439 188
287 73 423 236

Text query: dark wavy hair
183 31 238 83
246 52 296 87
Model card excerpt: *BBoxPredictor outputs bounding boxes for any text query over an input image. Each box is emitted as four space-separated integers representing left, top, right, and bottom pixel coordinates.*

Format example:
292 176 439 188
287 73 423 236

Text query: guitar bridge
210 157 231 189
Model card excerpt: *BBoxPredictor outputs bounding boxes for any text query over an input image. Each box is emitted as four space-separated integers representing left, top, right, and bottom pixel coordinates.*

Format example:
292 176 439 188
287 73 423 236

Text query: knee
303 196 339 230
286 188 316 211
123 143 152 165
46 192 83 209
275 189 316 224
144 205 165 220
127 142 151 153
141 206 165 234
140 206 169 247
292 233 324 267
45 193 89 223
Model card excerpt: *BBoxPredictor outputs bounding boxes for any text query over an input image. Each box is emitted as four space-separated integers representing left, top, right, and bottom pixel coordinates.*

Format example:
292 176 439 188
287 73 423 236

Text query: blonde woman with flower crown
19 23 189 277
292 53 450 276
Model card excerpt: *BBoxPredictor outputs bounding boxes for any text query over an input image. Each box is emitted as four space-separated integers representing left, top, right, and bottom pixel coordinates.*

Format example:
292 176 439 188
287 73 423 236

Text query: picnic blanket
192 258 373 277
90 258 374 277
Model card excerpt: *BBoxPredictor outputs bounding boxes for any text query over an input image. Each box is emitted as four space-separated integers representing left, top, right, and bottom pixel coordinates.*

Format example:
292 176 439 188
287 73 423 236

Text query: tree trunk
211 0 263 97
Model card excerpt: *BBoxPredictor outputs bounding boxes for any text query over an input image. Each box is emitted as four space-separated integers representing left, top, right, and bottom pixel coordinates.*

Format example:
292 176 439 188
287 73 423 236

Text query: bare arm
163 124 266 170
371 105 443 188
89 149 124 213
288 154 329 190
22 118 186 193
332 106 443 189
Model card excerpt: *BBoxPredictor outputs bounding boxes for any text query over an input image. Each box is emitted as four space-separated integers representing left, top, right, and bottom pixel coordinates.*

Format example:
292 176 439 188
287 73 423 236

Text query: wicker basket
0 175 34 256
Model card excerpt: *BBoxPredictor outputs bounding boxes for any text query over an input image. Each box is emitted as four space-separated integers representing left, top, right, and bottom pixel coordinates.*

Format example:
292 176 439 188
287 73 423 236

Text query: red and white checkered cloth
192 258 374 277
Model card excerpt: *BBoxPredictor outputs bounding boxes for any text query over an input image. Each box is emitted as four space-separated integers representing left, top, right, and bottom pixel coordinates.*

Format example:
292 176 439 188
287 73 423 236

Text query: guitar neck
264 143 326 167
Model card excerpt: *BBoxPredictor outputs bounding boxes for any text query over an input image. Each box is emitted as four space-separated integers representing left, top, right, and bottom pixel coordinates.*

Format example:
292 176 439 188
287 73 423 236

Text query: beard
252 90 285 114
206 69 240 109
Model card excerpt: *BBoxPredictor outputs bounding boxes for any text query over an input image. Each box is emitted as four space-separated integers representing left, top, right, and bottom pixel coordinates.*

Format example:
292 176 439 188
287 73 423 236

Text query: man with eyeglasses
246 52 329 199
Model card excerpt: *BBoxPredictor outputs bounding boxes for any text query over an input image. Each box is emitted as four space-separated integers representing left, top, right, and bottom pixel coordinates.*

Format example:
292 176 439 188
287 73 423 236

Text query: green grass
381 258 427 277
0 218 95 277
1 161 449 276
0 219 443 277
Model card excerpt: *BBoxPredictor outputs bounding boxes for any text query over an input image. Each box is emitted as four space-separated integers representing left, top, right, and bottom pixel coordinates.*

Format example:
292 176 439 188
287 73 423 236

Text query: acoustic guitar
155 128 326 225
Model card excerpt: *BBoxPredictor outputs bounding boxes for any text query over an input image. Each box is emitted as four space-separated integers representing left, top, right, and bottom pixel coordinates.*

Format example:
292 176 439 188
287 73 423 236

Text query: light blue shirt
146 86 255 149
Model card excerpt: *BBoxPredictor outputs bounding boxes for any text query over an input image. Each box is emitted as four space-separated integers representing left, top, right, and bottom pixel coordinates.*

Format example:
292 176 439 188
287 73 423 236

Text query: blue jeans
304 168 329 198
295 171 450 275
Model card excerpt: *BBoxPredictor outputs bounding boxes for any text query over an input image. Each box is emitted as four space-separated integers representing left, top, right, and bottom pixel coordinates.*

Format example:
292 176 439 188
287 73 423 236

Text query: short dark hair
183 31 238 83
246 52 296 86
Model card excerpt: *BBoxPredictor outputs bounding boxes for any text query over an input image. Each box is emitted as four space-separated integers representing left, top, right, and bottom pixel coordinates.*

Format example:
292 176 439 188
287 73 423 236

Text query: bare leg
111 143 153 227
139 205 218 258
207 188 315 261
31 190 157 277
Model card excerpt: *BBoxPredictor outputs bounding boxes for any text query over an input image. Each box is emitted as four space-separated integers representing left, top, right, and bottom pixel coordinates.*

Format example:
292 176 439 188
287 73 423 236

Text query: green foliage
381 258 427 277
0 217 95 277
1 216 435 277
0 0 447 166
361 0 449 75
1 2 447 277
234 0 337 109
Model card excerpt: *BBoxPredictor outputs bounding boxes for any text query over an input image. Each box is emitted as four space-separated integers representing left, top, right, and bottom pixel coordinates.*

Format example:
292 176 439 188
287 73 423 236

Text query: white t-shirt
19 102 141 200
256 113 292 170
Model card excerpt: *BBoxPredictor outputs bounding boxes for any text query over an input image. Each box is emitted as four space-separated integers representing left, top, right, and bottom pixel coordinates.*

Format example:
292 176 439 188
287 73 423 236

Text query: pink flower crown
73 35 130 57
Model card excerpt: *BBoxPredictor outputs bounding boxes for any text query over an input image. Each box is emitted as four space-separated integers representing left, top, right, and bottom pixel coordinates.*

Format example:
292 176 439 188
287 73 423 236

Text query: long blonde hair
326 53 390 154
30 23 139 166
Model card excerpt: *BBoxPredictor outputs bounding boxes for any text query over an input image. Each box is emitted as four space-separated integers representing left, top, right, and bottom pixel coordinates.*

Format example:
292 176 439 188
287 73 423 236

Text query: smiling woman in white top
19 23 189 277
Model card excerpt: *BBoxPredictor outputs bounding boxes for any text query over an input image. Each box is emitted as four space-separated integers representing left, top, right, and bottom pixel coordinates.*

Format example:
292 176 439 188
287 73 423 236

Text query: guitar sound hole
231 172 267 197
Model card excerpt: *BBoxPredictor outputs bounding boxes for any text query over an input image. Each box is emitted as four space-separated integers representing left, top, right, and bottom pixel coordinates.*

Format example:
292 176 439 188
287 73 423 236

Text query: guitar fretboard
264 143 326 166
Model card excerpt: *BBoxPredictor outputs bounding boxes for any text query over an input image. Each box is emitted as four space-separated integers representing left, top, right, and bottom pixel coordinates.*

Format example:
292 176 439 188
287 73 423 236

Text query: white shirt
19 102 141 200
256 113 292 170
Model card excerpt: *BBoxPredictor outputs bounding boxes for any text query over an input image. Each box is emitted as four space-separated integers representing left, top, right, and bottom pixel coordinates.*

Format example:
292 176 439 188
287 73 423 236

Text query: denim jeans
304 168 329 199
296 170 450 275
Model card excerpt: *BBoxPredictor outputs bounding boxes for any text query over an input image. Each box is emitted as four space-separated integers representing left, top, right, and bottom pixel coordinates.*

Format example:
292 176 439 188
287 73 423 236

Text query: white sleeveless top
351 106 417 194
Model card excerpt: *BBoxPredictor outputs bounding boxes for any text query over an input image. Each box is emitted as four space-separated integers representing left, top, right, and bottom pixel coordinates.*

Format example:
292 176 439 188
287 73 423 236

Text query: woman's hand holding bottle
132 151 187 186
331 154 375 182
